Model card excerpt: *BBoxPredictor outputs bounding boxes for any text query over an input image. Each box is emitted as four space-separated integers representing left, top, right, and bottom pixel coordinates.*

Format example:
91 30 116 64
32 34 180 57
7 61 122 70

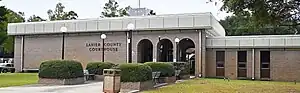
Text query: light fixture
127 39 131 43
60 27 67 32
175 38 180 43
127 23 135 30
101 34 107 39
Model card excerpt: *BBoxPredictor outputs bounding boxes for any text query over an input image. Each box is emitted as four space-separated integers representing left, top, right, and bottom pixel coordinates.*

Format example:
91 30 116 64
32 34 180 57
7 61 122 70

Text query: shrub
144 62 175 77
38 60 84 79
119 64 152 82
86 62 115 75
171 62 190 75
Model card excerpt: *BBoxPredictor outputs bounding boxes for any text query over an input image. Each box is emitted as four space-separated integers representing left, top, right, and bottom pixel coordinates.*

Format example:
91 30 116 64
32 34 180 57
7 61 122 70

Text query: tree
27 15 46 22
212 0 299 29
0 7 25 53
220 15 299 36
148 10 156 15
47 3 78 21
207 0 300 35
101 0 131 17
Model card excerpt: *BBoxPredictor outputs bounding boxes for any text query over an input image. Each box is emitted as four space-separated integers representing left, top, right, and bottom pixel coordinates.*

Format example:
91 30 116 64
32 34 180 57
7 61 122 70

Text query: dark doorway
237 51 247 78
260 51 270 78
216 51 225 77
178 38 195 62
177 38 195 75
137 39 153 63
157 39 173 62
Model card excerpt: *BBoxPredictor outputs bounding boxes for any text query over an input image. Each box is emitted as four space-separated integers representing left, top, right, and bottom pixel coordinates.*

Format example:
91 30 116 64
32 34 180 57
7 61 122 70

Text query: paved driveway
0 82 104 93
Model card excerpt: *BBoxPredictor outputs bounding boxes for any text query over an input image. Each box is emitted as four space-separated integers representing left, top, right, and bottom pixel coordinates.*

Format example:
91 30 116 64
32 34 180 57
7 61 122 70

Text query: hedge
119 64 152 82
171 62 190 75
38 60 84 79
144 62 175 77
86 62 115 75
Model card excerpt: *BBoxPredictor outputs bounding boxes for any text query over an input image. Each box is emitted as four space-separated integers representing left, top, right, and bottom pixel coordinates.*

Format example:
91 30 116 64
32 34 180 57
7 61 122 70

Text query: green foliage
38 60 84 79
86 62 115 75
219 15 299 36
101 0 131 17
0 7 25 53
144 62 175 77
148 10 156 15
0 73 38 88
170 62 190 75
27 15 46 22
47 3 78 21
209 0 300 29
119 63 152 82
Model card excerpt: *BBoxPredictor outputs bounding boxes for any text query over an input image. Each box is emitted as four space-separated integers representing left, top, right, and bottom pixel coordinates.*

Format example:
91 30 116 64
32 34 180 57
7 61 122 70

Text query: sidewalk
0 82 103 93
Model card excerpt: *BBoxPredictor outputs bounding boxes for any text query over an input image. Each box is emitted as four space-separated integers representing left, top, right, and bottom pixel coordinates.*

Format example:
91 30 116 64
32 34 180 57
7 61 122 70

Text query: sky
0 0 232 21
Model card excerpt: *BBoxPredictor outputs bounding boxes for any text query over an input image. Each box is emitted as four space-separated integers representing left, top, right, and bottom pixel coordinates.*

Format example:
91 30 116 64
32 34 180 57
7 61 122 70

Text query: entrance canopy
7 12 225 37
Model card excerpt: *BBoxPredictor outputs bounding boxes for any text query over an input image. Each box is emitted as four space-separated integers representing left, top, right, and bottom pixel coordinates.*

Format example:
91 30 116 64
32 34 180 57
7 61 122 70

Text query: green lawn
0 73 38 88
144 78 300 93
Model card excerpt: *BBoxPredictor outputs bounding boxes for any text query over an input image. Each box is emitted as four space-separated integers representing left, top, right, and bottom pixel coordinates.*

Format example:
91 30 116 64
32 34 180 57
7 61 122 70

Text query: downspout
252 48 255 80
21 35 24 72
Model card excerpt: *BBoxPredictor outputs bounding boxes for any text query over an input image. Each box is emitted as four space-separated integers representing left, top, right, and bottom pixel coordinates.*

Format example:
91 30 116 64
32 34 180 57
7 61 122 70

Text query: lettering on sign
85 42 122 52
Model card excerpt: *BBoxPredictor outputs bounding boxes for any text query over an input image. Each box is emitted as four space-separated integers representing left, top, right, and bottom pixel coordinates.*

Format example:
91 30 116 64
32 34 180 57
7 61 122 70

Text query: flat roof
206 35 300 48
7 12 225 37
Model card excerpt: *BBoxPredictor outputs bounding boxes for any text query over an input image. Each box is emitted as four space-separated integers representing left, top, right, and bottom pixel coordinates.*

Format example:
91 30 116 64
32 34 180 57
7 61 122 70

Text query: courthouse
7 12 300 81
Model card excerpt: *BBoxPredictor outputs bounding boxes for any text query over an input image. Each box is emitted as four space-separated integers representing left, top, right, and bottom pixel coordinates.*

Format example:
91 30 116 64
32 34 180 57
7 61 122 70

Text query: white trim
8 12 225 37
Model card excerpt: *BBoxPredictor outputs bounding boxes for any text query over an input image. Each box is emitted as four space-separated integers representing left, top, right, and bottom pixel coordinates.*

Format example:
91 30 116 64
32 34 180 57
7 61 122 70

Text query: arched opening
177 38 195 74
157 39 173 62
137 39 153 63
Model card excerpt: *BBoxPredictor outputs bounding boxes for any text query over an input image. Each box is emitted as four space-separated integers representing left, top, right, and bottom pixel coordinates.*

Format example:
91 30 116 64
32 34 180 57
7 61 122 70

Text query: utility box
103 69 121 93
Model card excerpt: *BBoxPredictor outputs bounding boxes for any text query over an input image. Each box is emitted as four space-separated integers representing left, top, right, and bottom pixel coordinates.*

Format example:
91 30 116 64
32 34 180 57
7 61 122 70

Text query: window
260 51 270 78
238 51 247 62
238 51 247 77
216 51 225 77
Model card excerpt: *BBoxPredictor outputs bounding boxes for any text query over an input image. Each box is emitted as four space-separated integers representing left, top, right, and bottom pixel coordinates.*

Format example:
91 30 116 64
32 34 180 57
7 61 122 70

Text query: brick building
7 12 300 81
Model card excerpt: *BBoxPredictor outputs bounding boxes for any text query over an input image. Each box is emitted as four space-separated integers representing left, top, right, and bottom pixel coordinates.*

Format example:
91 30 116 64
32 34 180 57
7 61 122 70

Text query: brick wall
205 48 300 81
14 30 201 72
270 49 300 81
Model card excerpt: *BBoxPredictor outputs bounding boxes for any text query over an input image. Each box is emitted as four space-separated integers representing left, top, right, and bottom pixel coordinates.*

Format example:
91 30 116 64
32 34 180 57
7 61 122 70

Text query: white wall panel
194 15 210 27
239 39 253 47
179 16 193 28
122 18 135 30
65 22 76 32
110 19 123 30
225 39 239 47
86 21 97 31
97 20 109 31
136 18 149 29
254 38 269 46
164 17 178 28
292 37 300 46
34 23 44 33
270 38 285 46
25 24 34 34
212 39 225 47
8 24 16 35
54 22 65 33
76 21 87 32
149 17 163 28
44 23 54 33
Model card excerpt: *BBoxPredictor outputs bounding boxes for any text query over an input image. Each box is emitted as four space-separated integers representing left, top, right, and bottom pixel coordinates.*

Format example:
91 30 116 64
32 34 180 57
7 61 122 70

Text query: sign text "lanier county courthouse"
85 42 122 52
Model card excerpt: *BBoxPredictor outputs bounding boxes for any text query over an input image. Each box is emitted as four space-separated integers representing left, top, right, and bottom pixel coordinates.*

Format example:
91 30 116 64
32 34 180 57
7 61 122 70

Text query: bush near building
86 62 115 75
144 62 175 77
38 60 84 79
118 63 152 82
170 62 190 75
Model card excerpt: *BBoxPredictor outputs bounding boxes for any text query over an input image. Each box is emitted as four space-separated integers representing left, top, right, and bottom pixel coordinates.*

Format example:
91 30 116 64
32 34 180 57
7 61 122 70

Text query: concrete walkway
0 82 104 93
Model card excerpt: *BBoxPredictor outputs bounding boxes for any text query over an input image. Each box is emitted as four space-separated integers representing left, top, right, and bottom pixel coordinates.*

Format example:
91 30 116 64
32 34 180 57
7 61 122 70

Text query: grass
0 73 38 88
143 78 300 93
